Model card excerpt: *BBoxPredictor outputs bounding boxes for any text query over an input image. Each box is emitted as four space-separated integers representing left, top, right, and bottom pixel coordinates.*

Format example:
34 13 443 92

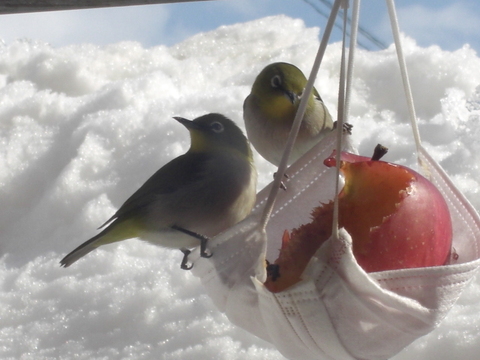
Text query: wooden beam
0 0 211 15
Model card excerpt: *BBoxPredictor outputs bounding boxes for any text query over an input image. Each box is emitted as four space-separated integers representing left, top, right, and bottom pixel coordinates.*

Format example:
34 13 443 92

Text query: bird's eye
210 121 224 133
271 75 282 88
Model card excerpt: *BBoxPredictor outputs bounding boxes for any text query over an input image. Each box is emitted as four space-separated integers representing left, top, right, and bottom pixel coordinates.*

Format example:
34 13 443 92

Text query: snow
1 15 480 360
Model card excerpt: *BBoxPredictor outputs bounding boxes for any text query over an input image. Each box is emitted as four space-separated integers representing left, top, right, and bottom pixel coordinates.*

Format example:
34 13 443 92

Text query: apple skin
264 151 453 293
327 152 453 273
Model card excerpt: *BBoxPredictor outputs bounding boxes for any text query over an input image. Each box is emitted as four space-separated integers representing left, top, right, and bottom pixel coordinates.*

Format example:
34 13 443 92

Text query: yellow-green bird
244 62 333 166
60 113 257 269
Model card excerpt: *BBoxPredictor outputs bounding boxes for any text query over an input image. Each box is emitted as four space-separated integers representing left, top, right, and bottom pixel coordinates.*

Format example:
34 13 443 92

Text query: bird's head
249 62 320 124
174 113 253 161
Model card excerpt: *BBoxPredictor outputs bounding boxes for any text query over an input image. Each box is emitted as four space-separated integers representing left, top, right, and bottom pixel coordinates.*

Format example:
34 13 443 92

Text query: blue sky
0 0 479 53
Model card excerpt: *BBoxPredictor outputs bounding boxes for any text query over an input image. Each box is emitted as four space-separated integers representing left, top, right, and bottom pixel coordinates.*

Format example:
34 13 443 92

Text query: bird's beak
173 117 202 130
284 90 298 105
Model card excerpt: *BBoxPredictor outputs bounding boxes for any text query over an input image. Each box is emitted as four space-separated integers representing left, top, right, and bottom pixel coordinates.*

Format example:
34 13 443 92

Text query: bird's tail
60 218 142 267
59 233 102 268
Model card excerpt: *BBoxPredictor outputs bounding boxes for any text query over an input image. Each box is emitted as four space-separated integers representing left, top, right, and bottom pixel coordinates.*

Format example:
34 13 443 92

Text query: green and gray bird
244 62 333 166
60 113 257 269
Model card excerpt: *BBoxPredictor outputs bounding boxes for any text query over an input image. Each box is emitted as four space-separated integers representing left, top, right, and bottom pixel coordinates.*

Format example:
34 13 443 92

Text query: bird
243 62 334 166
60 113 257 270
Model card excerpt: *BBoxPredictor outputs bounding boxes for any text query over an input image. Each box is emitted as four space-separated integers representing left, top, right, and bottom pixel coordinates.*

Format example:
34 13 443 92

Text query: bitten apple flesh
265 151 453 293
328 151 453 273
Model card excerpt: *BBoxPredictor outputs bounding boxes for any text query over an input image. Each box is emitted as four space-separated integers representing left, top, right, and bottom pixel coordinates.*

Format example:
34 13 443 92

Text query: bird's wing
99 152 212 227
313 87 323 102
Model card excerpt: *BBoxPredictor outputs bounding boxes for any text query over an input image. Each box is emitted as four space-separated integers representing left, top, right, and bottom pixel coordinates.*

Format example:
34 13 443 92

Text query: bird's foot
180 249 193 270
333 121 353 135
266 260 281 281
173 225 213 269
273 172 289 191
199 235 213 258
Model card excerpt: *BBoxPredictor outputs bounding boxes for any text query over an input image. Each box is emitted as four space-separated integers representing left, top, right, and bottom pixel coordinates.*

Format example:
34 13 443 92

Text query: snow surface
1 15 480 360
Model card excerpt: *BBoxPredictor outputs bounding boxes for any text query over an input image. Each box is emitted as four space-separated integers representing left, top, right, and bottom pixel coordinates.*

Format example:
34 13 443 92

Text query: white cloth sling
190 130 480 360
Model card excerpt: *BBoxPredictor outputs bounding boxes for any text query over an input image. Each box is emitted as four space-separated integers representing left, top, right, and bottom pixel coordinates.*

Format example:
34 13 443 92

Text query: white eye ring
271 75 281 88
210 121 224 133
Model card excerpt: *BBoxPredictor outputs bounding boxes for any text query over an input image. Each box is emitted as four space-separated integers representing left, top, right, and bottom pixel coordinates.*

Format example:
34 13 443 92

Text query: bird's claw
180 245 211 270
199 234 213 258
274 172 289 191
201 250 213 258
180 249 193 270
200 244 213 258
333 121 353 135
173 225 213 267
266 260 281 281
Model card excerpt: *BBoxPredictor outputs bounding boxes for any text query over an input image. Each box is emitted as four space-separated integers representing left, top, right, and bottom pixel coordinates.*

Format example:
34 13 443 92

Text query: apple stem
371 144 389 161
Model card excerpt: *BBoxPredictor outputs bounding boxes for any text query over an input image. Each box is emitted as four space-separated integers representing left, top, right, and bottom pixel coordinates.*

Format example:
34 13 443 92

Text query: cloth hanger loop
258 0 344 232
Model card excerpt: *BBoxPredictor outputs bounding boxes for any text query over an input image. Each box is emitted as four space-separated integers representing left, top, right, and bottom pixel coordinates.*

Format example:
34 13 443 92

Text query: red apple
265 149 453 293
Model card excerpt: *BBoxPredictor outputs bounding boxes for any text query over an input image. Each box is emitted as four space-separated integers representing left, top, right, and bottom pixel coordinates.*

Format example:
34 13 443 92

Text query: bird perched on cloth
244 62 333 166
60 113 257 270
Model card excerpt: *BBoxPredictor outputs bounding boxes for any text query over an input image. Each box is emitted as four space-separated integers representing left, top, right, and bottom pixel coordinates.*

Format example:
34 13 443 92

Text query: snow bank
0 15 479 359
